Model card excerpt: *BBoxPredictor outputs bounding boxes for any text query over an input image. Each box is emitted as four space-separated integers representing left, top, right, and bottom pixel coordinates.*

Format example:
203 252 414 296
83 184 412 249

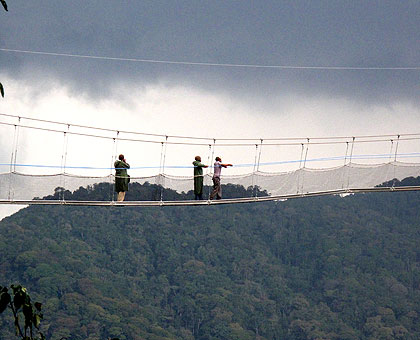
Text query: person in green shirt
114 154 130 202
192 156 208 200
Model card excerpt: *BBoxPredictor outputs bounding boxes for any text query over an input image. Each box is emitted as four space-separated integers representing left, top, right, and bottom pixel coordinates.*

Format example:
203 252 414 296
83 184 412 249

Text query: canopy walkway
1 112 420 206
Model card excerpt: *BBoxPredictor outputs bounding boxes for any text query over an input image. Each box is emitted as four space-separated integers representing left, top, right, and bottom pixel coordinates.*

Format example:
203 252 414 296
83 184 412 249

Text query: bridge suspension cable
0 113 420 206
1 48 420 70
1 113 420 146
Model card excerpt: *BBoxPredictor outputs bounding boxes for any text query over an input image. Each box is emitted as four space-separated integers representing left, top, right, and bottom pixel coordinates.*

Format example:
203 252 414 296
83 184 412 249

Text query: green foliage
1 0 7 99
379 176 420 188
0 285 44 340
43 181 268 202
1 182 420 339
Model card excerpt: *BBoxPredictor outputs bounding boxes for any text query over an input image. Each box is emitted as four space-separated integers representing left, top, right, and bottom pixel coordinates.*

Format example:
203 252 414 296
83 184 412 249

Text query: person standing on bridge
193 156 208 200
210 156 232 200
114 154 130 202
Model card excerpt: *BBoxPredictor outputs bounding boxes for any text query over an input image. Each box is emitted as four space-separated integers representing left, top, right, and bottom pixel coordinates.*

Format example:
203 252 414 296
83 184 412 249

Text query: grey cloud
0 0 419 104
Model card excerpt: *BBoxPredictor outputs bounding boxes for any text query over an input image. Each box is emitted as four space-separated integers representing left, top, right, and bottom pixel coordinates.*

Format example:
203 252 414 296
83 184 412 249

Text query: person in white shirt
210 157 232 200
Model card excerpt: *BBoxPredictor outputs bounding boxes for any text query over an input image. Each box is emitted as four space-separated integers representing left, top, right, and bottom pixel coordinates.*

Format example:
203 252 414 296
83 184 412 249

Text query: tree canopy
1 181 420 339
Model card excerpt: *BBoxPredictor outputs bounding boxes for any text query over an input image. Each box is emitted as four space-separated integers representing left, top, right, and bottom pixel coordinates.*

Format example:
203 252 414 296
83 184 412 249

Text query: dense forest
1 180 419 340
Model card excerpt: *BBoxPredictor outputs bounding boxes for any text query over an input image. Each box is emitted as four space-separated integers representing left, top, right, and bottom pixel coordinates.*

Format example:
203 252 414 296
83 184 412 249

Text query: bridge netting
1 113 420 205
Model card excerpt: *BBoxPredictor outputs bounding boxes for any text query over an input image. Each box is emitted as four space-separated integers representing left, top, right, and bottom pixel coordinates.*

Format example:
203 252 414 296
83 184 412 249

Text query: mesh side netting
1 113 420 203
1 162 420 202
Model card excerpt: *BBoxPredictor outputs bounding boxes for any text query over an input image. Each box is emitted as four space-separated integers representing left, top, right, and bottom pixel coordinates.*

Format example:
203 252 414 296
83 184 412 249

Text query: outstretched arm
221 163 232 168
196 162 208 168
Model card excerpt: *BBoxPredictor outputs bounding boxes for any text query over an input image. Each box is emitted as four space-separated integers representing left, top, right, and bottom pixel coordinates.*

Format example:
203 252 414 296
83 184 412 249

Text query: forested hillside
1 182 419 340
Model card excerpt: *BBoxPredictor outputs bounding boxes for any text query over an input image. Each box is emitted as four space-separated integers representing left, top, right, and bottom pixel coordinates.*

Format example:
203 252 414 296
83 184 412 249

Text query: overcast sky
0 1 419 218
1 1 419 102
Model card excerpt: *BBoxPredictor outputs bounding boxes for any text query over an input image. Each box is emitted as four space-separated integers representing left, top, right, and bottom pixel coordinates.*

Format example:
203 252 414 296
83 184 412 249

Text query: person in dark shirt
192 156 208 200
114 154 130 202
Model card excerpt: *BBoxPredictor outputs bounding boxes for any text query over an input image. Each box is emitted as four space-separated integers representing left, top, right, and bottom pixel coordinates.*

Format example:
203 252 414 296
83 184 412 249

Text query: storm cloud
1 0 419 104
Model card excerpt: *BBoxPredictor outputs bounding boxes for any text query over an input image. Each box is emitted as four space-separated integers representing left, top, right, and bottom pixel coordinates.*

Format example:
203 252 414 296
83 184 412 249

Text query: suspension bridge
1 112 420 206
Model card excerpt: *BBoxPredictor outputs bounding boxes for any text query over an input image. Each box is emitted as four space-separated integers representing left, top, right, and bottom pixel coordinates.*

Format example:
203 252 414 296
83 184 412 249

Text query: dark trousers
210 176 222 200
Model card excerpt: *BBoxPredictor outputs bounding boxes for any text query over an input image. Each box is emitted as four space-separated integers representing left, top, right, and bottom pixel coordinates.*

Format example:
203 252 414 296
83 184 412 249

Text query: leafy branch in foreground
0 285 45 340
0 0 7 11
1 0 7 98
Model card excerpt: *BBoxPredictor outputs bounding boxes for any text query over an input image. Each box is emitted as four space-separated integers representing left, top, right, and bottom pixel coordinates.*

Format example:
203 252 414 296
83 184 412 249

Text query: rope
160 136 168 202
346 137 356 189
344 142 349 165
2 185 420 207
110 132 119 202
303 138 310 168
254 139 264 197
256 139 263 172
158 142 165 173
1 113 420 145
8 123 19 200
12 122 20 172
1 118 420 147
342 141 350 189
157 141 165 200
210 139 216 171
382 139 395 188
207 139 216 200
60 129 69 201
393 135 400 186
10 119 21 200
251 144 259 196
10 125 16 174
1 48 419 70
205 144 212 173
1 152 419 173
394 135 400 162
1 112 420 205
1 161 420 205
349 137 355 164
205 143 213 199
297 143 304 194
63 127 69 171
388 139 394 163
298 143 304 169
299 139 310 193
